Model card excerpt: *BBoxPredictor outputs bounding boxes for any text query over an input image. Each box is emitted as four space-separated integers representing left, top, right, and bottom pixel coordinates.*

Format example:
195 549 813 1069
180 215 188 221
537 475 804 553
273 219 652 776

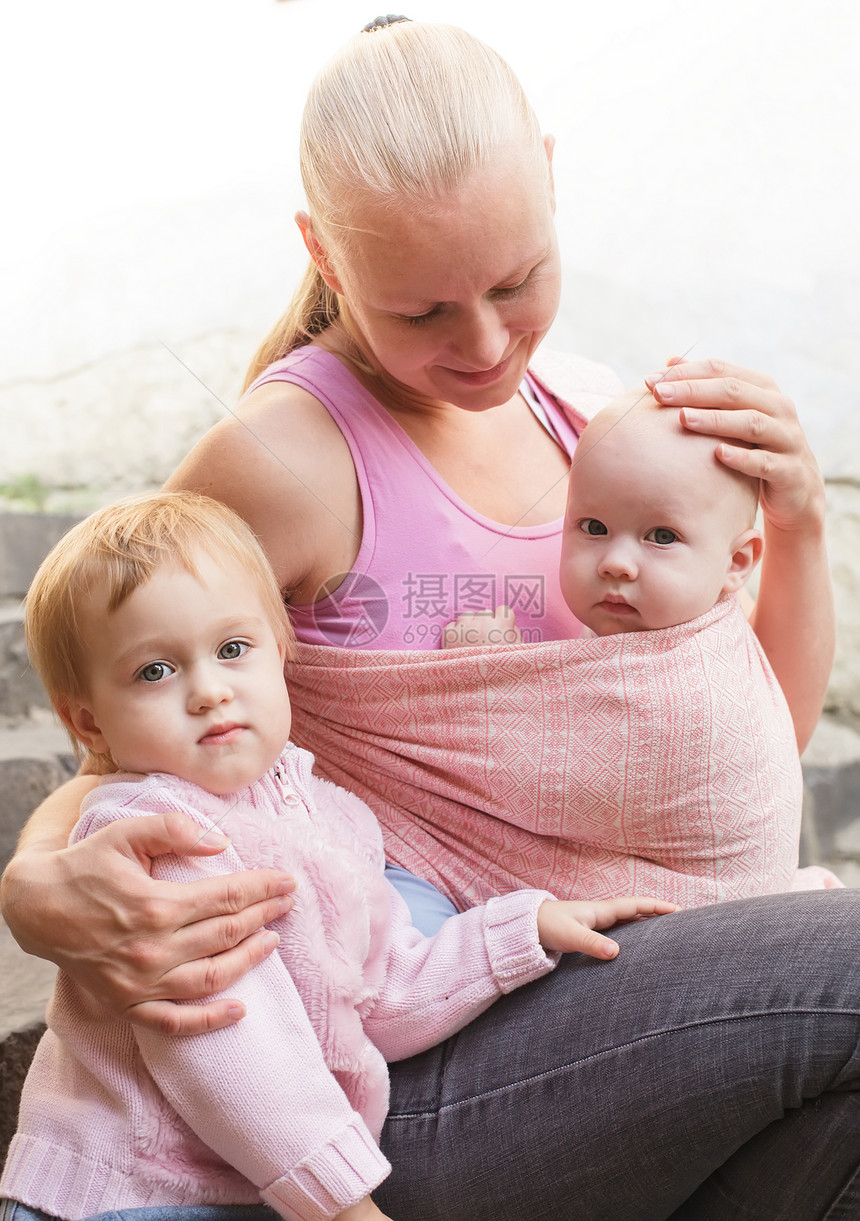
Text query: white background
1 0 858 482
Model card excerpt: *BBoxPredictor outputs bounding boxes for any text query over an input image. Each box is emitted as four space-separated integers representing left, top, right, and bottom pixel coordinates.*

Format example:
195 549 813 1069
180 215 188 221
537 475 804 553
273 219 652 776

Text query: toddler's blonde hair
25 492 293 737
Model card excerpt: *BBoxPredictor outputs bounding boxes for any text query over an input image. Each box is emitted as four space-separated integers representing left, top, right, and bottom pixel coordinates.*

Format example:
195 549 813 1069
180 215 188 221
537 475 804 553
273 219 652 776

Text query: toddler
1 492 672 1221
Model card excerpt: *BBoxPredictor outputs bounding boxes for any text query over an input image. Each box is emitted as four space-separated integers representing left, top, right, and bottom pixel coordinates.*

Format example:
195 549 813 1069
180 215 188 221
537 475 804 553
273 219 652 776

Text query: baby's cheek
558 543 582 610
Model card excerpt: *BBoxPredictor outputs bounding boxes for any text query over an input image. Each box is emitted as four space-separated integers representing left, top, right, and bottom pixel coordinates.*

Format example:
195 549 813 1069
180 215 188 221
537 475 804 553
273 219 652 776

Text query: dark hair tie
362 14 411 32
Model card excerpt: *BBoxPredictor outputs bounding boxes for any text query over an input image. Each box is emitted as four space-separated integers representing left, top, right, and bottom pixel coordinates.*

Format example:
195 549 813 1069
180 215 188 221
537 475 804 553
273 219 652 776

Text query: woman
2 18 856 1220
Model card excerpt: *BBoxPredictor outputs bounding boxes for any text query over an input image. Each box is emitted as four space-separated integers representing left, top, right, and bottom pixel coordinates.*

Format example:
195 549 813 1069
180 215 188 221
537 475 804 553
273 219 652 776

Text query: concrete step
0 612 51 722
800 716 860 880
0 512 84 603
0 919 56 1163
0 721 78 874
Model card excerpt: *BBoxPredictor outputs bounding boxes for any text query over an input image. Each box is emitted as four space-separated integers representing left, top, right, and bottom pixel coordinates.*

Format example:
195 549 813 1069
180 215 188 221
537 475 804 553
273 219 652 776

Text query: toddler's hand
537 896 677 959
441 605 522 648
333 1197 392 1220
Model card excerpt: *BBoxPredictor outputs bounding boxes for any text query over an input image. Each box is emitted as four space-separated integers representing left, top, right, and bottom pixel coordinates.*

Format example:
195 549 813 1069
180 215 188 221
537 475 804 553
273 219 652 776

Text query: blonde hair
244 20 545 388
25 492 292 763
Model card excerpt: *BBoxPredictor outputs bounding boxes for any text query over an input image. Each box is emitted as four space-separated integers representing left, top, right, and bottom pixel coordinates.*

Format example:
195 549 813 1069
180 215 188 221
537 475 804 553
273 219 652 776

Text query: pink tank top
246 347 583 650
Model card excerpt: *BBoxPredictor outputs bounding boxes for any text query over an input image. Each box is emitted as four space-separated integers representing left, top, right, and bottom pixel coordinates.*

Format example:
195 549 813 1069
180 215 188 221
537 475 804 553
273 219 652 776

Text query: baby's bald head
575 391 760 535
562 389 763 634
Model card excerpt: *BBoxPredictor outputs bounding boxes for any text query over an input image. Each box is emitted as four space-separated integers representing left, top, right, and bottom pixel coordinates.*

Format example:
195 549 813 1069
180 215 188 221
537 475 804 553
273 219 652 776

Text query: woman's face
307 142 562 411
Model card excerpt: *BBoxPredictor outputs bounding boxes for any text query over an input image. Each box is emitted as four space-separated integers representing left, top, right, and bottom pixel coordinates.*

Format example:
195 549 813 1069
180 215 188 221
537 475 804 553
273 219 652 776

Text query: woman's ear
722 528 764 594
295 211 344 293
55 695 110 756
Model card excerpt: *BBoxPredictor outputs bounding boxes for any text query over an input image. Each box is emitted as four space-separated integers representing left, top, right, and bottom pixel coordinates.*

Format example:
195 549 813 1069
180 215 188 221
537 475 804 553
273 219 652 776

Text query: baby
2 492 672 1221
445 389 762 644
559 389 762 635
442 389 839 905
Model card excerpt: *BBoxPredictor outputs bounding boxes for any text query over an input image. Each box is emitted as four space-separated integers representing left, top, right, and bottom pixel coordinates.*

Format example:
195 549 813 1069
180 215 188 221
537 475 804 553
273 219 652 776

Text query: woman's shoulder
165 347 361 595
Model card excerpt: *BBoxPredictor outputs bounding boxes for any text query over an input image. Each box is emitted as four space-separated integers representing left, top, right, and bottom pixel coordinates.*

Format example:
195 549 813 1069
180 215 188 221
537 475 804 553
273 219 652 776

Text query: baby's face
69 550 292 794
560 408 756 636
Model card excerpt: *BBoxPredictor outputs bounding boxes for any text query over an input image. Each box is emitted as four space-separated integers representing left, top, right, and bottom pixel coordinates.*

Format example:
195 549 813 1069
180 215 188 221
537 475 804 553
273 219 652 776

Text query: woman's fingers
109 809 231 865
124 998 248 1037
642 357 825 533
99 813 296 934
646 358 778 392
150 882 293 973
648 377 794 426
123 927 285 1034
37 816 296 1017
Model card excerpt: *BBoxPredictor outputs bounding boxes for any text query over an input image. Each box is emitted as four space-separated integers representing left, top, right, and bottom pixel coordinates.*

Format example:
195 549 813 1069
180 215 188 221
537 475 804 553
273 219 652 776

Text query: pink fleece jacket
2 744 557 1221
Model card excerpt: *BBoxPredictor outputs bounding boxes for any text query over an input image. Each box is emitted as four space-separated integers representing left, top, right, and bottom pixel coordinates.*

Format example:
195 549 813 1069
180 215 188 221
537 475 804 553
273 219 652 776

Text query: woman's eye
397 308 439 326
579 518 608 537
138 661 174 683
647 527 678 545
218 640 249 660
493 274 531 300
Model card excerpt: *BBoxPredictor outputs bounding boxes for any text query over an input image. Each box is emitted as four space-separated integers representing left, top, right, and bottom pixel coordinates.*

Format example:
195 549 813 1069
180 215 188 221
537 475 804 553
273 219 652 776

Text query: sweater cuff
262 1114 390 1221
483 889 560 992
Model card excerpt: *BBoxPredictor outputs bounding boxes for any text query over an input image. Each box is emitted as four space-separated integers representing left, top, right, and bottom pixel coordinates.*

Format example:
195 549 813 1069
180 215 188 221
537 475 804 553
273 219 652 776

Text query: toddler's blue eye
579 518 608 536
647 528 678 545
139 661 174 683
218 640 249 660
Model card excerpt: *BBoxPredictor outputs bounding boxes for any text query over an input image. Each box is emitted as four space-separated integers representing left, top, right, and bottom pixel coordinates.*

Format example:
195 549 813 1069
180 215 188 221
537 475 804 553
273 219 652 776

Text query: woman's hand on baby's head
645 357 825 536
441 604 522 649
537 896 677 959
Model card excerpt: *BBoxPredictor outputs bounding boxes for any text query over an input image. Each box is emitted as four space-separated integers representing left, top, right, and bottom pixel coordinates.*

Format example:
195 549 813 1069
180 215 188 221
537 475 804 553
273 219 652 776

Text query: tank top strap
245 346 591 649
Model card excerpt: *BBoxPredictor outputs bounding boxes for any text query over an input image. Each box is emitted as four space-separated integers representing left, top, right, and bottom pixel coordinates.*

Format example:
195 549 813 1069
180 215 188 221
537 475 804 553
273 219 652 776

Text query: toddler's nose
188 665 234 712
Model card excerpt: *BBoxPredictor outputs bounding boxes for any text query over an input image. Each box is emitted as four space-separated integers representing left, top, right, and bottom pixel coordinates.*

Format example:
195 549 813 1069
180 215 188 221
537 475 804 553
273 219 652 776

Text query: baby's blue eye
579 518 608 536
647 528 678 545
139 661 174 683
218 640 249 660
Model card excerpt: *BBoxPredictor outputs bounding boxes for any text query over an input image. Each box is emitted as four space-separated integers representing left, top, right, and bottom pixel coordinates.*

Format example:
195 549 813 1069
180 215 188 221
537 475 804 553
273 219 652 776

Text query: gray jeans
377 889 860 1220
4 891 860 1220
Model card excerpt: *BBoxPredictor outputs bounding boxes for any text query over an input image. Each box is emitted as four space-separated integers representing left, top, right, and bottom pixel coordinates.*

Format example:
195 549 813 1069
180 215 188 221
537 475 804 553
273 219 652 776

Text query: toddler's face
68 550 292 794
560 411 755 636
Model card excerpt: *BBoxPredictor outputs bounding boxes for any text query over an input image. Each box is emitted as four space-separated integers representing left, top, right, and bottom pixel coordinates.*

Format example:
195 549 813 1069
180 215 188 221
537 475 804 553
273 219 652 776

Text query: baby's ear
54 694 110 756
722 528 764 594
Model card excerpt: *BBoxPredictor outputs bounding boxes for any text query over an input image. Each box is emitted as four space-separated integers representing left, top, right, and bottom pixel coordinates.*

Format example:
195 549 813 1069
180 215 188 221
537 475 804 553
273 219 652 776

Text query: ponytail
243 261 339 392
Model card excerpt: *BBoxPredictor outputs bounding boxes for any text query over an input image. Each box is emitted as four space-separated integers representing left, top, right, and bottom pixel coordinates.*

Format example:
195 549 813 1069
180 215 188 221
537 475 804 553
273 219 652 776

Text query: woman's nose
450 302 508 369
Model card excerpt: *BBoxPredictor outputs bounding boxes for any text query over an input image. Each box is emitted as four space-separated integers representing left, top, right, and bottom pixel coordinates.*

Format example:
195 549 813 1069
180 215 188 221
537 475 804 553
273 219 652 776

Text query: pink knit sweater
2 744 557 1221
